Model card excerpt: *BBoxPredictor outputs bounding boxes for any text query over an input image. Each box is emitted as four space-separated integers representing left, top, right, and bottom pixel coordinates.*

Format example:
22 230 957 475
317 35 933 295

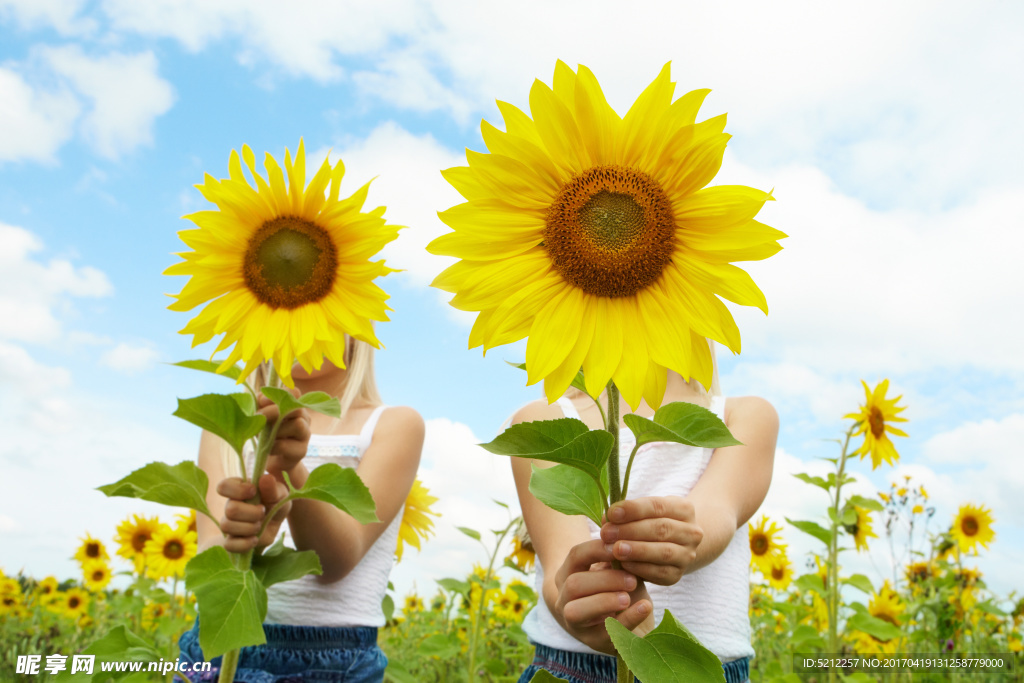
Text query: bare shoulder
725 396 779 433
511 398 566 426
377 406 426 439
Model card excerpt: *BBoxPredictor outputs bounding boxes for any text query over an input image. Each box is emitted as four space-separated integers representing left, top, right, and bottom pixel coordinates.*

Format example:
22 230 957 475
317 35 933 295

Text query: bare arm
285 406 424 583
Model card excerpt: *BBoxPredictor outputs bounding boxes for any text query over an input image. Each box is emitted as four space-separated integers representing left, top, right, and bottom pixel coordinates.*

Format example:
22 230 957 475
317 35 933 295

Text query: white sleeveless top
244 405 400 627
522 396 754 661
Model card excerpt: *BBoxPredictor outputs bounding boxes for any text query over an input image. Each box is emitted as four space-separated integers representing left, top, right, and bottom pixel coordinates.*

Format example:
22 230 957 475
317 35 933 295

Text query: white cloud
0 222 113 344
0 66 80 163
0 0 96 36
41 46 175 159
99 342 161 374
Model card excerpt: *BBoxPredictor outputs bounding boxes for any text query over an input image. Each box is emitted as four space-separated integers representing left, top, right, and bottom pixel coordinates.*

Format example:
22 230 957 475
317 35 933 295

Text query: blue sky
1 0 1023 604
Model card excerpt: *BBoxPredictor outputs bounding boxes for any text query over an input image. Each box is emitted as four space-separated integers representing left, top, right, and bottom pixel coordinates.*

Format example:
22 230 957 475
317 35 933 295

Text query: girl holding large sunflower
170 141 425 683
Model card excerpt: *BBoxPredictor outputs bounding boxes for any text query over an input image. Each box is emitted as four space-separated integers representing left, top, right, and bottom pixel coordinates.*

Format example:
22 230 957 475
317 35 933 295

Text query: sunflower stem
467 518 517 683
603 382 634 683
620 443 642 502
827 426 854 683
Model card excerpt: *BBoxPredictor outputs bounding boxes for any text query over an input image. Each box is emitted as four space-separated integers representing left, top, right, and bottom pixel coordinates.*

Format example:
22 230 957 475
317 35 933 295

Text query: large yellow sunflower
951 503 995 554
166 140 399 386
115 514 161 573
143 525 197 580
74 534 109 565
748 515 787 574
395 479 440 562
845 379 908 469
427 62 784 408
844 505 878 553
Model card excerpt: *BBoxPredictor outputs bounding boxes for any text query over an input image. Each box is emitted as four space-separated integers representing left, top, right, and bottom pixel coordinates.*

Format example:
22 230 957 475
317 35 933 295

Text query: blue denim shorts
177 621 387 682
517 643 751 683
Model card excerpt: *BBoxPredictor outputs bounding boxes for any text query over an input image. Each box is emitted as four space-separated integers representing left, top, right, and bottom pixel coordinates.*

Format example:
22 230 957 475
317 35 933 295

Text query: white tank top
244 405 400 627
522 396 754 661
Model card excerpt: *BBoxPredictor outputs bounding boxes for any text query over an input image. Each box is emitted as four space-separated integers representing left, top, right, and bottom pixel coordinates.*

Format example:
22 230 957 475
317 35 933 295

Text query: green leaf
384 661 418 683
418 633 461 658
529 671 570 683
606 609 726 683
793 472 830 491
842 574 875 595
529 464 605 526
291 463 378 524
790 624 827 650
53 625 160 682
847 494 884 512
786 517 831 545
846 613 902 641
457 526 481 541
794 573 826 595
841 507 858 525
437 578 470 594
262 386 341 418
492 499 509 509
230 391 256 416
252 546 322 588
184 546 267 659
173 393 266 455
381 594 395 622
481 419 614 482
97 460 214 520
172 359 241 381
624 401 742 449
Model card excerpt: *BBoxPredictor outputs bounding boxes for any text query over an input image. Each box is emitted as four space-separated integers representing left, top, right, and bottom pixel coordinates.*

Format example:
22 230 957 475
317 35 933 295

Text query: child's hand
256 393 311 478
216 475 291 552
600 496 704 586
552 539 654 654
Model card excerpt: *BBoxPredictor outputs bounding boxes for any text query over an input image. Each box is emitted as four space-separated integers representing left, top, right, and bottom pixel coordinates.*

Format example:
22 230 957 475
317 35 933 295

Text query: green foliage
97 461 214 521
481 419 614 485
290 463 379 524
261 386 341 418
53 626 160 682
173 393 266 455
785 517 831 545
623 401 741 449
606 610 726 683
251 542 322 589
529 463 605 526
172 359 242 381
842 574 875 595
184 547 268 659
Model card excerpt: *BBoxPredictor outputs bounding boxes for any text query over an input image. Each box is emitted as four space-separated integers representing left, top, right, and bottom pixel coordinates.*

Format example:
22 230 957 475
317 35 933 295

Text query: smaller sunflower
879 492 891 503
0 578 26 618
143 525 197 580
749 584 771 617
142 601 170 631
951 503 995 554
403 594 424 615
81 560 113 592
507 534 536 572
74 534 109 565
116 514 161 573
395 480 440 562
34 576 60 605
919 485 929 500
912 504 924 515
175 510 198 535
765 555 793 591
904 561 937 587
845 379 908 469
869 580 905 627
748 515 787 573
843 506 878 553
814 555 829 590
57 588 90 621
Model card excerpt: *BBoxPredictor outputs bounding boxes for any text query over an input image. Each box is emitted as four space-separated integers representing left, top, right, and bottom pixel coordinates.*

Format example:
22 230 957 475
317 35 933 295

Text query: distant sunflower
81 560 113 592
166 140 399 386
507 535 536 572
904 562 937 592
141 601 169 631
845 379 908 469
428 61 784 408
74 534 109 565
395 479 440 562
765 555 793 591
34 576 60 605
0 578 25 618
115 514 161 573
843 506 878 553
951 503 995 554
870 581 905 627
175 510 197 535
143 525 197 580
748 515 787 574
403 594 424 615
57 588 90 621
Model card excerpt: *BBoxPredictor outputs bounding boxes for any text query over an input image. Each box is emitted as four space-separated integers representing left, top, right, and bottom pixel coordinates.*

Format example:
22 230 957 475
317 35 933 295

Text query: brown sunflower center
243 217 337 309
543 166 675 298
68 596 81 609
961 516 979 537
163 541 185 560
771 565 785 581
868 406 886 438
132 531 150 553
86 543 101 558
750 533 769 556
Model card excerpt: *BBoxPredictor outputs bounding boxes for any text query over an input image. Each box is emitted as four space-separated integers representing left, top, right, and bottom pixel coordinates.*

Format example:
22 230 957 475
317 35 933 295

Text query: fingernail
624 575 637 590
604 526 619 541
617 542 631 557
637 601 649 616
610 506 625 522
604 544 615 554
618 592 629 607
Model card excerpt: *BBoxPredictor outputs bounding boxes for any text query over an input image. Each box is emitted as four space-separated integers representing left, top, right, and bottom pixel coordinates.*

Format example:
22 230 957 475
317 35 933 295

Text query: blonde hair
219 337 382 478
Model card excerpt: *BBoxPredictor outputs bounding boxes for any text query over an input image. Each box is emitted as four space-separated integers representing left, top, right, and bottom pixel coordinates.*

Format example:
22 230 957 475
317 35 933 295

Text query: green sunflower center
244 217 337 309
961 516 979 537
750 533 769 556
869 406 886 438
163 541 185 560
544 166 675 298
